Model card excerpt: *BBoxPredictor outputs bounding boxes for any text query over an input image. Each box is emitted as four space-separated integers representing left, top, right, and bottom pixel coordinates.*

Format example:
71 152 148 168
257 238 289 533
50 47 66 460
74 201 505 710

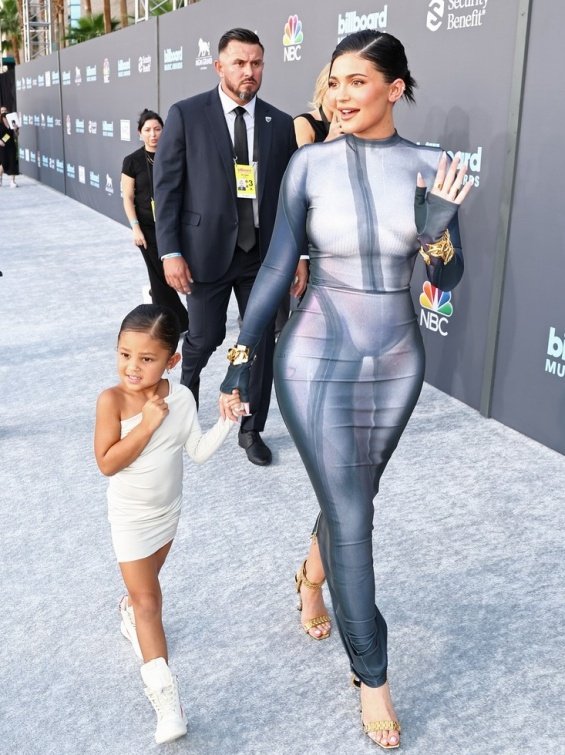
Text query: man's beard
224 77 260 102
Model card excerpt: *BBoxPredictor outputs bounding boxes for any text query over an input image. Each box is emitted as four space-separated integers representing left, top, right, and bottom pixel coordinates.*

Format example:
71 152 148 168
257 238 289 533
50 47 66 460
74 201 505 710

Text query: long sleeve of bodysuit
416 190 464 292
238 149 308 349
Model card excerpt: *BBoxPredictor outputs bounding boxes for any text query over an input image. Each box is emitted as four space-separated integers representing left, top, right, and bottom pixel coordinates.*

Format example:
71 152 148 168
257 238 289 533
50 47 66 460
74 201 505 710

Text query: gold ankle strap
298 559 325 591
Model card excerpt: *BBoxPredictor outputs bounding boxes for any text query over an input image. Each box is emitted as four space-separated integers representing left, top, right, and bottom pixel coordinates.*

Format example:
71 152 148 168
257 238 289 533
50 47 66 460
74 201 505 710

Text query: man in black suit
154 28 306 466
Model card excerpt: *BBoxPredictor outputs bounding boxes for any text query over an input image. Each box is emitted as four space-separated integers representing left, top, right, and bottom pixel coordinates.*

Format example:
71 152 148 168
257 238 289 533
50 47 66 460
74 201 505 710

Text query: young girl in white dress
94 304 241 745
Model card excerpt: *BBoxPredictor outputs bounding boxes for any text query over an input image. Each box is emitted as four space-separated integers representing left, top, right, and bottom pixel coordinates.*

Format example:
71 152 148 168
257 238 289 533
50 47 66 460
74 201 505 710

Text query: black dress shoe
238 430 272 466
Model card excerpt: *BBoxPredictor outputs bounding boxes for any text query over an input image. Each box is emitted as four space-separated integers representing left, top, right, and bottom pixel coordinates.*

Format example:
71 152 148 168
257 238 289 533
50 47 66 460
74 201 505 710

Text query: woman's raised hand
417 151 473 205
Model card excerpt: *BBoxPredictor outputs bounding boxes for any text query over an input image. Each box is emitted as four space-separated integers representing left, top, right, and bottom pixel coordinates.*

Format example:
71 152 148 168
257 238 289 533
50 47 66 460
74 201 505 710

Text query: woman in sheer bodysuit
220 31 472 749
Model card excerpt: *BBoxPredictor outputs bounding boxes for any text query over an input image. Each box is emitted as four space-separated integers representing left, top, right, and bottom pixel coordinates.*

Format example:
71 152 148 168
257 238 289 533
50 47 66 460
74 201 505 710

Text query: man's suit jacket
154 88 297 283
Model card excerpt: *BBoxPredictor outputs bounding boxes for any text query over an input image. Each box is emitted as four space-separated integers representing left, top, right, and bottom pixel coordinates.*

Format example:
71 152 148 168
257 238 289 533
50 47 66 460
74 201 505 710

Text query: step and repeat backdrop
15 54 65 193
15 0 564 454
58 19 158 223
489 0 564 454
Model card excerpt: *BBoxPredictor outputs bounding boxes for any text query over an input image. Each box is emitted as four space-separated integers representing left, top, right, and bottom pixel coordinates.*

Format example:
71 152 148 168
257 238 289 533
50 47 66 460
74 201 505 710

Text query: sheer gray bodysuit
237 132 464 686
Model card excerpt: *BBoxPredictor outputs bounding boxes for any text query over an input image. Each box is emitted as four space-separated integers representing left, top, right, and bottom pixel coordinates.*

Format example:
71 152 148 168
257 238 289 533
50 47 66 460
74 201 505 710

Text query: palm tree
52 0 66 49
102 0 112 33
119 0 128 28
0 0 22 64
65 12 118 44
150 0 174 15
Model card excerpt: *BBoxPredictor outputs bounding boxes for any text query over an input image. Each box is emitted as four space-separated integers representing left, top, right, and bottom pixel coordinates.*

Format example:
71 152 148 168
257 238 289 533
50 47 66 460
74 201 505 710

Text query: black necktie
233 106 256 252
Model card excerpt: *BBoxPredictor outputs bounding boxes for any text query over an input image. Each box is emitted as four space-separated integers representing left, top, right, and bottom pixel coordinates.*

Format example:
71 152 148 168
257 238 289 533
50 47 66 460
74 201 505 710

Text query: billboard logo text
338 6 388 41
545 327 565 379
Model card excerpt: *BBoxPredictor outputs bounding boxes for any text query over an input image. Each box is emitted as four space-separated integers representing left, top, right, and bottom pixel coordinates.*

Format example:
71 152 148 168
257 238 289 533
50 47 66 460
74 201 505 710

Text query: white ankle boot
119 596 143 660
140 657 187 744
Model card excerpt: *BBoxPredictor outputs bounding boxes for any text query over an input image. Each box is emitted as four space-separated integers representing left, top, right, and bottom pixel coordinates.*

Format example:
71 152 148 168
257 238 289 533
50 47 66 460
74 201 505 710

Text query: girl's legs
119 539 173 662
119 540 186 744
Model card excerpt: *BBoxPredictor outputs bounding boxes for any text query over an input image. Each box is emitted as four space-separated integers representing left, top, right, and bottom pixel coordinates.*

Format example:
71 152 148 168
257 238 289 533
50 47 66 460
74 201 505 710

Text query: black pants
138 225 189 332
181 245 275 433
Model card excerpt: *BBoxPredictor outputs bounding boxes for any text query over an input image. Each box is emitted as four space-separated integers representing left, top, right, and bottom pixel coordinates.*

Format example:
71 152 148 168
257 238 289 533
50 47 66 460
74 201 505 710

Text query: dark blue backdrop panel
490 1 565 454
15 53 65 192
59 19 158 224
391 0 522 410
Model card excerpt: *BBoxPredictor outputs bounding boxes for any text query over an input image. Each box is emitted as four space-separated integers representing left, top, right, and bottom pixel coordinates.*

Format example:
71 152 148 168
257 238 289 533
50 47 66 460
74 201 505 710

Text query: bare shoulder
96 386 123 418
294 116 315 147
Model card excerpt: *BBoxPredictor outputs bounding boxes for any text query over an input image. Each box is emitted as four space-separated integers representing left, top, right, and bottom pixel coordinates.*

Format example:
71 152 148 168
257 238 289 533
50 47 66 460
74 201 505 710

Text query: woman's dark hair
118 304 180 355
218 28 264 54
331 31 416 103
137 109 163 131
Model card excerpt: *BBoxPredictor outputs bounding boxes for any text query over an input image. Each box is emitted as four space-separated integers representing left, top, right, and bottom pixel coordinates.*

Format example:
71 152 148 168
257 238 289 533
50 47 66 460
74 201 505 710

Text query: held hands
219 389 249 422
415 152 472 245
141 395 169 433
163 256 194 295
219 359 252 420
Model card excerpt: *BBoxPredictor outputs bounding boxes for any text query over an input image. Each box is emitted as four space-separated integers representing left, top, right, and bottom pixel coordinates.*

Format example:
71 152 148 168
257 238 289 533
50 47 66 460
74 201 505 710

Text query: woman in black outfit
121 110 188 332
294 64 340 147
0 106 19 188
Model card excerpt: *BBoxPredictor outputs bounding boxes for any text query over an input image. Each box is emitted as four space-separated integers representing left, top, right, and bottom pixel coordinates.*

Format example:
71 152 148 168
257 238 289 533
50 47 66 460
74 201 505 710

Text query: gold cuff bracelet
227 345 250 365
419 229 455 266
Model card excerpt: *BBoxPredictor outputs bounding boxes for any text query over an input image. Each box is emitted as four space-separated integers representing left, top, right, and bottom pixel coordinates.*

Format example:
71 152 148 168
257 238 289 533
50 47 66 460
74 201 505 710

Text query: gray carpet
1 176 564 754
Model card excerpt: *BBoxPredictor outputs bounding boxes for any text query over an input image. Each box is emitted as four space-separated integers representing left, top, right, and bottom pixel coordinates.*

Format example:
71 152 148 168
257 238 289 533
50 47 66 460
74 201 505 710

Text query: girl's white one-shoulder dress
107 381 232 561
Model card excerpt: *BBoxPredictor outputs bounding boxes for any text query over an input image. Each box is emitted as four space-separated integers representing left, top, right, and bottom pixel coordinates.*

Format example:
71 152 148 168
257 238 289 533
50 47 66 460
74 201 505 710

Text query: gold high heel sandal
353 676 401 750
362 718 401 750
294 559 331 640
361 714 400 750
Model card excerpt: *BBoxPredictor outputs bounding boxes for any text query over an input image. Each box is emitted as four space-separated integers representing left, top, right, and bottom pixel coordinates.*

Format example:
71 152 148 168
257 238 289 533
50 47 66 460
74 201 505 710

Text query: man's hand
163 256 194 294
290 259 308 298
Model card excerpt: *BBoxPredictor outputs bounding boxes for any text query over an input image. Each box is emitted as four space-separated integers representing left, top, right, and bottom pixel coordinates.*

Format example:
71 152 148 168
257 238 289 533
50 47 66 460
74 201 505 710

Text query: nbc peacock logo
283 15 303 62
420 281 453 316
283 15 303 45
419 281 453 336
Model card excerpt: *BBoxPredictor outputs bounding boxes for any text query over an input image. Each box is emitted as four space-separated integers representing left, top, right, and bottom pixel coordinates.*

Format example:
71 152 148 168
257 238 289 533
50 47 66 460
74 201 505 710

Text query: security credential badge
234 162 256 199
